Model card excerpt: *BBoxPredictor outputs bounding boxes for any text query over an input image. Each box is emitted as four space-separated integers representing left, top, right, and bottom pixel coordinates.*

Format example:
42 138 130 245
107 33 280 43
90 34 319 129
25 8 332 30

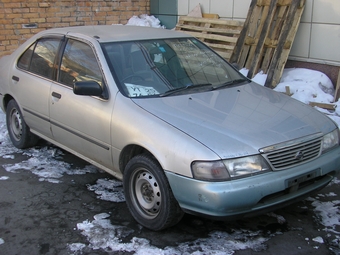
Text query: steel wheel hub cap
135 171 161 216
10 110 22 141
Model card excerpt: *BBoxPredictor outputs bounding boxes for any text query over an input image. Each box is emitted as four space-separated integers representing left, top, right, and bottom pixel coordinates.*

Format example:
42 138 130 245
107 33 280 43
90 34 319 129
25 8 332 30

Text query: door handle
12 76 19 82
52 92 61 99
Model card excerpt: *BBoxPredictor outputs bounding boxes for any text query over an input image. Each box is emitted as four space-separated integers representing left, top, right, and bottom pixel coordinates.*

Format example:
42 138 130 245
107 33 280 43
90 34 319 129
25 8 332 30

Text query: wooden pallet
230 0 306 88
334 68 340 101
175 16 244 61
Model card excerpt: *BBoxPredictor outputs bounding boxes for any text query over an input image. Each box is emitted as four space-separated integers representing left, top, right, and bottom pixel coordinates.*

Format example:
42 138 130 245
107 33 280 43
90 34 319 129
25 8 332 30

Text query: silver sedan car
0 25 339 231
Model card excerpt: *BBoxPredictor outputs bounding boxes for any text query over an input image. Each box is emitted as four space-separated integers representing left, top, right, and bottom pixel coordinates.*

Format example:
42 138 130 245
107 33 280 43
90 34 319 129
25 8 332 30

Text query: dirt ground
0 146 339 255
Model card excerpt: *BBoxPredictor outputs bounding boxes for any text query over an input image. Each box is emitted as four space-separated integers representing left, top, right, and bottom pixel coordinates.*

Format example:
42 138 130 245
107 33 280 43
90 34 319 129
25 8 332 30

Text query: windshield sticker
125 83 159 97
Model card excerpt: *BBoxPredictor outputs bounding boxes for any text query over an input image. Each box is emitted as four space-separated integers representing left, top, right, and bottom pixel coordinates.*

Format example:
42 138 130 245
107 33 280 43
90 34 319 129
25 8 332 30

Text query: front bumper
165 146 340 219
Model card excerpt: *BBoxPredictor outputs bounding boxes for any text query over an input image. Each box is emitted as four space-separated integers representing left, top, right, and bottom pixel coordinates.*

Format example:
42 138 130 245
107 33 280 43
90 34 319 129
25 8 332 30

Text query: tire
123 154 184 231
6 99 39 149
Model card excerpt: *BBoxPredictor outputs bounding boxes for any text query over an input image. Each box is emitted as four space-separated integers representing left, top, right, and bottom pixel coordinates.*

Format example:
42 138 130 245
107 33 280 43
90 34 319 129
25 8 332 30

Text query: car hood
132 82 335 159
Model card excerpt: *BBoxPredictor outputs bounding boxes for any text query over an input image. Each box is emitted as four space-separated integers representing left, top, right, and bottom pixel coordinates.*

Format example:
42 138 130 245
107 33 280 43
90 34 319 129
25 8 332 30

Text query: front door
49 38 113 170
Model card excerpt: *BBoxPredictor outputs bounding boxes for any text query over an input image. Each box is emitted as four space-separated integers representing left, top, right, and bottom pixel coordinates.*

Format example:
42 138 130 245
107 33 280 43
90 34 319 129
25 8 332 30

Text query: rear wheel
6 99 39 149
123 154 184 230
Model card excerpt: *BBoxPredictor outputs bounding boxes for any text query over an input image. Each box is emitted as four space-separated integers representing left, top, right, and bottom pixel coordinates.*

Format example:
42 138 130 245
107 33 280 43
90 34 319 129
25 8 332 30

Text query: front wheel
123 154 184 230
6 99 39 149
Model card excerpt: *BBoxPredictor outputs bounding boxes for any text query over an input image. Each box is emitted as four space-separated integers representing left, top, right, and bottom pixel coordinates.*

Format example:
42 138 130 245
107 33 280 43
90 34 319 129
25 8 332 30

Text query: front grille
262 135 323 170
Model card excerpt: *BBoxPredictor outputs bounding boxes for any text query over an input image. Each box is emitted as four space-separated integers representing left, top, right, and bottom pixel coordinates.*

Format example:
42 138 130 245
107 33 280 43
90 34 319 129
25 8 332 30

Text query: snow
76 214 269 254
240 68 340 127
310 198 340 234
127 14 165 28
86 178 125 202
0 30 340 252
313 236 325 244
2 146 98 184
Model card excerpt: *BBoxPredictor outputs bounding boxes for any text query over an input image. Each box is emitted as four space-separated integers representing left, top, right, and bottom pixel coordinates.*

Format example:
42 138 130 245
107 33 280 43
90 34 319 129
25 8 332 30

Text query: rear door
12 37 62 138
49 38 114 169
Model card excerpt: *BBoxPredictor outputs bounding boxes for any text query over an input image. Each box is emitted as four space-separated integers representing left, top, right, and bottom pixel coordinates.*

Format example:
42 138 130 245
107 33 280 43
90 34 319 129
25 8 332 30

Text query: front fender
111 93 220 178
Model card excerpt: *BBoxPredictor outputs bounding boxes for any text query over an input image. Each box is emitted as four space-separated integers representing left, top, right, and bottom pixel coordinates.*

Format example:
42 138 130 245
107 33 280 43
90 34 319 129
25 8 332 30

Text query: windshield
102 38 247 98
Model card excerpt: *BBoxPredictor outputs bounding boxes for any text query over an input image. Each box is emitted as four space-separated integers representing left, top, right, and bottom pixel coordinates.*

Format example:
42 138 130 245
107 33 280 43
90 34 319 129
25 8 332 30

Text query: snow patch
313 236 324 244
2 146 98 183
87 178 125 202
74 213 269 254
311 199 340 234
68 243 86 253
127 14 165 28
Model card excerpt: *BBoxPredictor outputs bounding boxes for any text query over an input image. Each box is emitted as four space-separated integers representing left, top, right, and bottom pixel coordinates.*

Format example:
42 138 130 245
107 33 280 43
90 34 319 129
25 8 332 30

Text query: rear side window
59 39 103 88
17 44 34 70
17 38 61 80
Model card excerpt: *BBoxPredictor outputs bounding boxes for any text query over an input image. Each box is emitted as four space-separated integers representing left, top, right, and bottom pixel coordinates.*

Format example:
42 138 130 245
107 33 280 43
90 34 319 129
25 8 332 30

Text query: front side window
17 38 61 79
102 38 246 98
59 39 103 88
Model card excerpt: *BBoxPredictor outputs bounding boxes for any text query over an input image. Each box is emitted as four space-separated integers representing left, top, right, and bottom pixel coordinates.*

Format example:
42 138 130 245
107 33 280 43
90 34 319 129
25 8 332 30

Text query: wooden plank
309 102 337 110
183 31 239 43
200 22 211 43
265 0 305 88
285 86 293 96
177 16 244 26
195 33 239 43
177 18 185 26
205 42 236 50
261 6 288 73
257 0 293 6
229 0 258 65
176 24 242 35
214 51 231 59
271 1 304 86
334 68 340 102
244 2 265 69
247 0 278 78
203 13 219 19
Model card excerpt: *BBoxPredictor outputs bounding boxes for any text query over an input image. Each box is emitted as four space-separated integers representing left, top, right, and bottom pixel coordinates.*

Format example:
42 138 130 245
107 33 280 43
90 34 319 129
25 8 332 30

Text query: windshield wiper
212 78 249 90
160 83 212 97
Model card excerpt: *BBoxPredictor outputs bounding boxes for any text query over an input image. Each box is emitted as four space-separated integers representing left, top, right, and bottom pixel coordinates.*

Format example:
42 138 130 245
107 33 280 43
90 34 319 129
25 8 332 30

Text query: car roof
38 25 190 43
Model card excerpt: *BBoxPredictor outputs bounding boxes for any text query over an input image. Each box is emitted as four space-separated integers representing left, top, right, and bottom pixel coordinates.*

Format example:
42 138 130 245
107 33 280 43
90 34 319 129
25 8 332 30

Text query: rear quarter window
17 44 34 70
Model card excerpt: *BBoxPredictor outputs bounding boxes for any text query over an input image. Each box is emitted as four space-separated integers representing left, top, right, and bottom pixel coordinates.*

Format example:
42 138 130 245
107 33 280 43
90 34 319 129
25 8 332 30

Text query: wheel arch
2 94 15 111
119 144 160 174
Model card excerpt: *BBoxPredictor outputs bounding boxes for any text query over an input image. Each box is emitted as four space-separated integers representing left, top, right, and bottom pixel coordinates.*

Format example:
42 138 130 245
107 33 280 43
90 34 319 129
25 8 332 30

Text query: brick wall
0 0 150 57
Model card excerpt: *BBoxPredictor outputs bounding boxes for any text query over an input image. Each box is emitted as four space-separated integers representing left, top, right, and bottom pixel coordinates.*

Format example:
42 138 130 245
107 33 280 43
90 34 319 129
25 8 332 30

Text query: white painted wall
178 0 340 66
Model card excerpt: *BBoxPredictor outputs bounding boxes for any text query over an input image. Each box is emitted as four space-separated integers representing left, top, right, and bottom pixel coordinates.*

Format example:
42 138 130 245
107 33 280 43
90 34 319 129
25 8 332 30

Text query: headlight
223 155 271 178
322 129 340 153
191 155 271 181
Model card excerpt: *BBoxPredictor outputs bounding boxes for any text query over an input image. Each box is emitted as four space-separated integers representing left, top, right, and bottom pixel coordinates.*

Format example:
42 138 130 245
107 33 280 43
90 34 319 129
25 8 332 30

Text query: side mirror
73 81 103 97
